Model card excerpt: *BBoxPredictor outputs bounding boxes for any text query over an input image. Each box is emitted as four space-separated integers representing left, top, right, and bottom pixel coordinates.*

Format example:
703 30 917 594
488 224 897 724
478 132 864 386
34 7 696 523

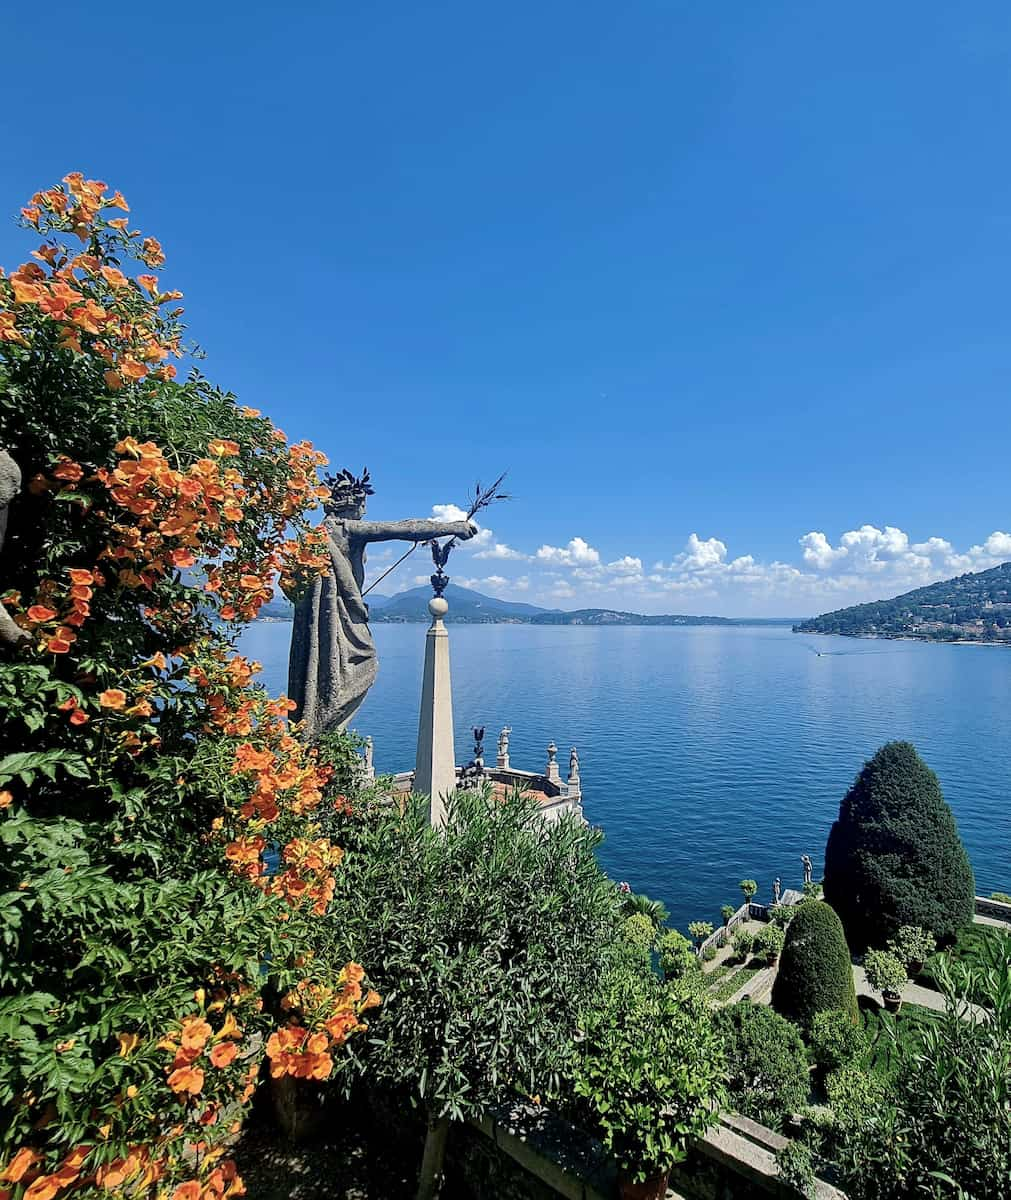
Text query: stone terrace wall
457 1103 847 1200
975 895 1011 922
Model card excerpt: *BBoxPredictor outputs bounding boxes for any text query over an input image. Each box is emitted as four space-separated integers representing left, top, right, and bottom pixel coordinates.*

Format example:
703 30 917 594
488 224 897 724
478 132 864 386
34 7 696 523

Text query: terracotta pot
882 990 903 1014
766 953 779 966
619 1171 669 1200
908 959 924 976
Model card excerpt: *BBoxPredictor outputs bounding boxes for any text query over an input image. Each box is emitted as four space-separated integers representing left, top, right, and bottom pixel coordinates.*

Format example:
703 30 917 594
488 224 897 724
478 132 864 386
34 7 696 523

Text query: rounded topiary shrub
713 1001 810 1129
771 901 858 1033
823 742 975 951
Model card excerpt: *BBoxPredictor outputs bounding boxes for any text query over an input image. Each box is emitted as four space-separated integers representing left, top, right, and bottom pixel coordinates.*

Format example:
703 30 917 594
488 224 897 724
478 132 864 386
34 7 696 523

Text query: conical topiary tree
823 742 975 951
770 901 858 1033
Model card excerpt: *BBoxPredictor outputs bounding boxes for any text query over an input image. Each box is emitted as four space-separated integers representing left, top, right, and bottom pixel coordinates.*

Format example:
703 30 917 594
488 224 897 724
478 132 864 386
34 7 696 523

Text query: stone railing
695 901 771 957
462 1102 847 1200
975 894 1011 923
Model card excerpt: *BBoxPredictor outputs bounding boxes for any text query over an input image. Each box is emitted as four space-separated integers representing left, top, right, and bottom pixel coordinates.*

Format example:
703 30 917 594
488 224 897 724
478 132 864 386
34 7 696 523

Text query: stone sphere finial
429 595 449 619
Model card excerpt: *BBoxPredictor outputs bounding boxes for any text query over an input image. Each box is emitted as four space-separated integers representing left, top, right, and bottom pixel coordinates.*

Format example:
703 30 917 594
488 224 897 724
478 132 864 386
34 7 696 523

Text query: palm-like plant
621 891 670 928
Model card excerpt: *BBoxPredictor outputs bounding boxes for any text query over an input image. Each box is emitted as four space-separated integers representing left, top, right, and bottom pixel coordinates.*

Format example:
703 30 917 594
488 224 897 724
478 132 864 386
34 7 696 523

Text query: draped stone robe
288 515 474 740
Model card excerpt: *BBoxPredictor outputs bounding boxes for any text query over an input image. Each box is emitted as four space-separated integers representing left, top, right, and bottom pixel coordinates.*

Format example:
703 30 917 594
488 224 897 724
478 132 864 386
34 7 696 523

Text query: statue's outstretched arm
350 518 475 544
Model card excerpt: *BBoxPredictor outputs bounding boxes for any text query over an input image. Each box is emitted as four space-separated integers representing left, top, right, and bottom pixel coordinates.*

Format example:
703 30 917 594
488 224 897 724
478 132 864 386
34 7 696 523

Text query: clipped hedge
771 901 858 1033
823 742 975 951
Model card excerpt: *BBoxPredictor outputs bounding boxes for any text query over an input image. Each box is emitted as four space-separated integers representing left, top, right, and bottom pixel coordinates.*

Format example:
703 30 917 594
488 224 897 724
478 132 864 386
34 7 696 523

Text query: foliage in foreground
0 176 370 1197
820 942 1011 1200
823 741 975 952
771 902 858 1034
315 789 630 1194
713 1001 808 1131
571 955 725 1182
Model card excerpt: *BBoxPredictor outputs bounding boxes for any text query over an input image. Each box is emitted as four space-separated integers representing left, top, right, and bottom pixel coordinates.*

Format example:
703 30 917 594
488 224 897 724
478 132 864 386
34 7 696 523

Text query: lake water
238 621 1011 932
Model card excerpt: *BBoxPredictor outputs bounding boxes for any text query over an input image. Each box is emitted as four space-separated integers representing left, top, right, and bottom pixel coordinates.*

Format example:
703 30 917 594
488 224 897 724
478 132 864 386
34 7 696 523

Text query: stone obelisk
414 592 457 827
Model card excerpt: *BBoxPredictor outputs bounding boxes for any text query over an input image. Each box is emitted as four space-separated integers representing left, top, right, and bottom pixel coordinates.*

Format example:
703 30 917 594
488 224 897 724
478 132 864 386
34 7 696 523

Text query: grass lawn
859 997 942 1076
709 958 764 1006
916 923 1011 1000
703 962 734 989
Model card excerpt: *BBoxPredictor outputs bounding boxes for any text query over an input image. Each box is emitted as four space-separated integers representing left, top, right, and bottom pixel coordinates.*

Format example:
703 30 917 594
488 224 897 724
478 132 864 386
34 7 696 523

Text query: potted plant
739 879 758 912
864 949 907 1013
755 923 785 966
768 904 794 929
687 920 714 949
572 970 725 1200
721 904 736 927
888 925 936 976
731 928 754 963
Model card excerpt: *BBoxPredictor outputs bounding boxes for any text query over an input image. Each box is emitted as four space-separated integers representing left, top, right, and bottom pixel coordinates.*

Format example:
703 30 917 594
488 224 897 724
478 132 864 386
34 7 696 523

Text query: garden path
852 965 986 1021
974 913 1011 930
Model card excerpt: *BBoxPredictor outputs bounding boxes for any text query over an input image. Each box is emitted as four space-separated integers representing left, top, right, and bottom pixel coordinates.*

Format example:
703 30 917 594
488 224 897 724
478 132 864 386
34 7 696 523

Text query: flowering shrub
0 177 374 1198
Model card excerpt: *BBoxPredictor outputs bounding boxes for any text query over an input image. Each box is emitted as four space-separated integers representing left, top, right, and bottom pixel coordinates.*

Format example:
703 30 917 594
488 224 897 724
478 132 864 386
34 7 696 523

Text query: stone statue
773 877 781 904
801 854 813 885
0 451 29 650
496 726 511 769
568 746 580 786
362 736 374 780
287 468 476 740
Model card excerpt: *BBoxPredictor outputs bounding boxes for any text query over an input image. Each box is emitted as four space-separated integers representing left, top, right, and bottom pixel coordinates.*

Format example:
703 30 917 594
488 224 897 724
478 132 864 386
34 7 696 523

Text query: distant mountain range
795 561 1011 643
258 583 797 627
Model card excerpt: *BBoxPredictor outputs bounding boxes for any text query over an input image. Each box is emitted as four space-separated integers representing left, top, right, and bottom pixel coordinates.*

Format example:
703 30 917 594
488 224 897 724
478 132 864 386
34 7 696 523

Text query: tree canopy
713 1001 809 1130
823 742 975 950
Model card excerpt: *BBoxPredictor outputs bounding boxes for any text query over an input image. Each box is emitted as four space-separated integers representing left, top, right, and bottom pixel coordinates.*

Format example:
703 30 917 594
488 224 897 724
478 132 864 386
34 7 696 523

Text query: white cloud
607 555 643 574
431 503 469 523
389 514 1011 617
536 537 601 567
973 530 1011 559
800 531 848 569
474 541 528 561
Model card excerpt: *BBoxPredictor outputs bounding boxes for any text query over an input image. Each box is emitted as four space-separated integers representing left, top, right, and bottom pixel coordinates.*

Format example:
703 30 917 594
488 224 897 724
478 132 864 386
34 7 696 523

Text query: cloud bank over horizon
380 509 1011 618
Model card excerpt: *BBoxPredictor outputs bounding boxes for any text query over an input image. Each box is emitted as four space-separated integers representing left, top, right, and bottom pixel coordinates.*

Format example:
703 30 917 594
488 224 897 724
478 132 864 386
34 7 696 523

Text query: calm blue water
239 622 1011 933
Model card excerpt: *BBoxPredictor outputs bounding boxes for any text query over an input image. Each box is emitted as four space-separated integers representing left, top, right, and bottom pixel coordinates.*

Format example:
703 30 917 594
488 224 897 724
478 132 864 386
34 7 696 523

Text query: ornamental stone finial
546 741 560 784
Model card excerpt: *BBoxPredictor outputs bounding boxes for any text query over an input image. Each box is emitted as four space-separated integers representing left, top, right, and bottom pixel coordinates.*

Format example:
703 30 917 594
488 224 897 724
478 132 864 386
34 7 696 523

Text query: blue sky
5 3 1011 615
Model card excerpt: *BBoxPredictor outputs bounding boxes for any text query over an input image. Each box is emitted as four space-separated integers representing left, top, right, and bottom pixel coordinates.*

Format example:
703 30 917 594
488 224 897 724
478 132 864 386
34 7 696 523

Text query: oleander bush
823 742 975 951
316 788 627 1198
0 176 373 1196
771 902 858 1033
819 947 1011 1199
713 1001 809 1130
